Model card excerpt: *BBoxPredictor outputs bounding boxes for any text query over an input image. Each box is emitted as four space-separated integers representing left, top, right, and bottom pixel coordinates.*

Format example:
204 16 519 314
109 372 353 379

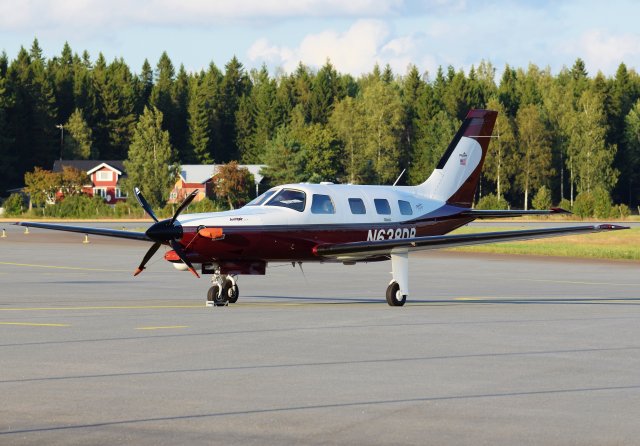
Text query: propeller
133 188 200 278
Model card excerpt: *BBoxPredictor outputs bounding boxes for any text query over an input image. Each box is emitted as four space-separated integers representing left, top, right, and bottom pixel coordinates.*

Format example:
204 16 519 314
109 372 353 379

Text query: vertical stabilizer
416 109 497 208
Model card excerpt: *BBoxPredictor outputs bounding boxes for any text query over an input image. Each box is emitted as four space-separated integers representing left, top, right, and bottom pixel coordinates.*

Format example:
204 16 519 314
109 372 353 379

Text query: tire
208 284 228 306
227 283 239 304
385 282 406 307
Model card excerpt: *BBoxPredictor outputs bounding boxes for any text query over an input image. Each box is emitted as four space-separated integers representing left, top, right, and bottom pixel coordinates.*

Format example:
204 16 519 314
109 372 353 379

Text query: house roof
53 160 126 176
179 164 266 185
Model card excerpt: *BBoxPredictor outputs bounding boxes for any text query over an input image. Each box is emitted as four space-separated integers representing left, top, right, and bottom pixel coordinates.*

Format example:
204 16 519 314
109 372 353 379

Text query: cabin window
348 198 366 214
398 200 413 215
245 188 277 206
311 194 335 214
265 188 306 212
374 199 391 215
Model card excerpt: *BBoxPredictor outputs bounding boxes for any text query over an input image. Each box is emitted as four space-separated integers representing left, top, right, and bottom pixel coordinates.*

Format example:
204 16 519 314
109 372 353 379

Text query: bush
532 186 552 210
475 193 509 210
3 193 25 216
592 187 613 219
190 198 223 213
114 201 145 218
558 198 572 212
45 195 111 218
573 192 595 219
612 204 630 219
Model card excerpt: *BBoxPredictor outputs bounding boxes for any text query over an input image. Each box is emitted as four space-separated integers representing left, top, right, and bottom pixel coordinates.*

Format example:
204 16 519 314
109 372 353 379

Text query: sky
1 0 639 80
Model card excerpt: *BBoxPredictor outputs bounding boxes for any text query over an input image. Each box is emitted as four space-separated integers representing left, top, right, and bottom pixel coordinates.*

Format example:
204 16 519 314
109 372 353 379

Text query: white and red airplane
17 109 627 306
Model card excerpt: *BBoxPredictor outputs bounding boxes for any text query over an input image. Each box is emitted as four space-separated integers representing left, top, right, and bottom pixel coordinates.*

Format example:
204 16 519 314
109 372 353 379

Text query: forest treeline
1 38 640 211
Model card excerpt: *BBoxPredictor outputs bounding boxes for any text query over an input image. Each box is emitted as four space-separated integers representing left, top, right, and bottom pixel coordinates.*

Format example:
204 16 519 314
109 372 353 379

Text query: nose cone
145 219 183 242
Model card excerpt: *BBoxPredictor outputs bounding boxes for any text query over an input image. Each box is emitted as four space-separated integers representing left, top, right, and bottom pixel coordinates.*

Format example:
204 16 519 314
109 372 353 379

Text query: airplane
16 109 628 307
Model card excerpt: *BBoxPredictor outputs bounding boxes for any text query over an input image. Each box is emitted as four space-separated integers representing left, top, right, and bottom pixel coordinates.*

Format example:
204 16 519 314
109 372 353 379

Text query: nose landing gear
206 268 239 307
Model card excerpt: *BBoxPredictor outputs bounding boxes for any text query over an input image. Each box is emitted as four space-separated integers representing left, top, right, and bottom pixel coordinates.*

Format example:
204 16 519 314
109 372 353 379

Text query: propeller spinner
133 188 200 278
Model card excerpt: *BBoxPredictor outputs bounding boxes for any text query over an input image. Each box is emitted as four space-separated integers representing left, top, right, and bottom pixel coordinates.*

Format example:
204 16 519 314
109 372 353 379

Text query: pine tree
623 100 640 206
219 56 250 161
123 107 177 208
63 108 94 159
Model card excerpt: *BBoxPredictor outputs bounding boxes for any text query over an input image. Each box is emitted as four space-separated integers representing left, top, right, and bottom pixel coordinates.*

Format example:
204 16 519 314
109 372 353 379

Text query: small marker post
1 228 6 238
24 227 29 235
83 234 90 244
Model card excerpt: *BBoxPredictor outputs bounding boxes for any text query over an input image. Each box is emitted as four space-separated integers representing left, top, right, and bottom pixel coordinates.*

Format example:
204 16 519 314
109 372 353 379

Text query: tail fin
415 109 497 208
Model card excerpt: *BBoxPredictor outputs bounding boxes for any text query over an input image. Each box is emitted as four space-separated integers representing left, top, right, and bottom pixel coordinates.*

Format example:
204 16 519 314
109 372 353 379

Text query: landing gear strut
206 267 239 307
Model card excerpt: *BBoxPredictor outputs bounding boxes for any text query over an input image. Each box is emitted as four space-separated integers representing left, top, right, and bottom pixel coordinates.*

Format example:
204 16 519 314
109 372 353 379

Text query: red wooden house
53 160 127 205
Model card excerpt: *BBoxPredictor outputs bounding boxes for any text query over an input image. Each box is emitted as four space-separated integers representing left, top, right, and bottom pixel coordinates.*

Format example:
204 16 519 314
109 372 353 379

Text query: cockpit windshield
245 188 277 207
265 188 306 212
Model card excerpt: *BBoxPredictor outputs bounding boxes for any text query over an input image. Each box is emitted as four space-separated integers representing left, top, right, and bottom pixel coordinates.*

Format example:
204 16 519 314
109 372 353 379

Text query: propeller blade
134 242 161 276
170 189 199 224
134 187 159 223
170 240 200 278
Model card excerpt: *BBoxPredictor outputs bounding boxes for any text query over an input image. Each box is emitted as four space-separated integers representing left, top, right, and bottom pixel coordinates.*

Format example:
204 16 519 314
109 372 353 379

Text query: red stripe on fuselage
175 218 473 263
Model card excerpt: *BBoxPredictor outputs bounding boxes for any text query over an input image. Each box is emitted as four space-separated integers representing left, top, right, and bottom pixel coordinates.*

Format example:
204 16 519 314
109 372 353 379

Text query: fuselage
174 183 473 266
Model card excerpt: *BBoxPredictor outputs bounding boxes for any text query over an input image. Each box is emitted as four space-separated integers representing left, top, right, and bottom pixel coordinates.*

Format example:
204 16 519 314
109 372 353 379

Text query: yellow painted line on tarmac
0 304 204 312
0 322 70 327
517 278 639 287
0 261 129 273
454 297 637 304
135 325 189 330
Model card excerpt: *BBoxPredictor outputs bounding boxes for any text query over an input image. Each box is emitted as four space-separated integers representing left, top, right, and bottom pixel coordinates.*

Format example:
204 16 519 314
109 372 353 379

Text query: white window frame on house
93 187 107 198
96 170 113 182
115 188 127 198
170 191 177 200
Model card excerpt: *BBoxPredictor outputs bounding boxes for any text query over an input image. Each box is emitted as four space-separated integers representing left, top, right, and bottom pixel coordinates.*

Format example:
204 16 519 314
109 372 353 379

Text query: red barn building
53 160 127 205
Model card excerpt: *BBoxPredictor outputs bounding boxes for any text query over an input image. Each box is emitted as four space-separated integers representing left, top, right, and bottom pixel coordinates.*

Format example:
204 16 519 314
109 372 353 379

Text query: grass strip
448 226 640 261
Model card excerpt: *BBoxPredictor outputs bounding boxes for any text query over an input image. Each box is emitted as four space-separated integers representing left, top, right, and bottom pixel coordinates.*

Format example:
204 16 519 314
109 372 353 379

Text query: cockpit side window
245 188 277 206
265 189 306 212
311 194 336 214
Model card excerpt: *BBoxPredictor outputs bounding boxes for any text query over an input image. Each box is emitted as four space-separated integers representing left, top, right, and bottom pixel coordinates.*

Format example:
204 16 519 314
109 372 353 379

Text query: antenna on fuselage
392 169 406 186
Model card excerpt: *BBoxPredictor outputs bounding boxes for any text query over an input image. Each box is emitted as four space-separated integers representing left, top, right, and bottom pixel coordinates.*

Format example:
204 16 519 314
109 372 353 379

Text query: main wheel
207 284 228 306
225 279 239 304
385 282 406 307
227 281 240 304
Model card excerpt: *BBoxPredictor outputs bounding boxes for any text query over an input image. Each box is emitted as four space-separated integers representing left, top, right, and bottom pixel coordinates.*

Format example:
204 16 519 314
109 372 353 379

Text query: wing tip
595 224 629 231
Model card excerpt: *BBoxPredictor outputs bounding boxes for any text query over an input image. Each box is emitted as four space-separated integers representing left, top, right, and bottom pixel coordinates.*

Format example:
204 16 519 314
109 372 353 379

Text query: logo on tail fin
459 152 467 166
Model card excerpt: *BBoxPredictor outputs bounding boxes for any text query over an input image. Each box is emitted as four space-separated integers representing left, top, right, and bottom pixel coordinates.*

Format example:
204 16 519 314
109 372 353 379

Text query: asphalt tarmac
1 222 639 445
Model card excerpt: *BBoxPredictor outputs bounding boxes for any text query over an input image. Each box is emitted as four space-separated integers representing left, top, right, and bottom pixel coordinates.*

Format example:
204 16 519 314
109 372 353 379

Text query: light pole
56 124 64 160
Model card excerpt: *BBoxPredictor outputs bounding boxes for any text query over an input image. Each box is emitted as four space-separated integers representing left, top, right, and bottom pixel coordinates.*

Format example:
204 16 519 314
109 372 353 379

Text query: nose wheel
206 272 239 307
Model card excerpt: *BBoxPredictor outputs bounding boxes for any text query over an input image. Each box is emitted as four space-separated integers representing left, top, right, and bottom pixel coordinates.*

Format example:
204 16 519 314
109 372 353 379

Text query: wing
314 224 627 261
461 208 570 218
15 221 151 242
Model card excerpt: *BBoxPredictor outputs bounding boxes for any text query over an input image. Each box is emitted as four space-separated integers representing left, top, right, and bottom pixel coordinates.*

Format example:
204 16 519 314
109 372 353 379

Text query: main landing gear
206 268 239 307
386 250 409 307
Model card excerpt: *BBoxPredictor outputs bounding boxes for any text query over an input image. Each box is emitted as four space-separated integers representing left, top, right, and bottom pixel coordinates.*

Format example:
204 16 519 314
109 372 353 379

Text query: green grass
448 226 640 261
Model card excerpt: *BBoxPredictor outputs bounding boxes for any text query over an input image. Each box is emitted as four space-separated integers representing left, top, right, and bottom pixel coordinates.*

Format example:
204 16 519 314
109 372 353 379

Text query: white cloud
0 0 404 30
248 20 430 75
577 30 640 74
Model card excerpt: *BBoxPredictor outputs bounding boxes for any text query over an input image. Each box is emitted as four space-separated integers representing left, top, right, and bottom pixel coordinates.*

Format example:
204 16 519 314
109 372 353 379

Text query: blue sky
1 0 638 79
